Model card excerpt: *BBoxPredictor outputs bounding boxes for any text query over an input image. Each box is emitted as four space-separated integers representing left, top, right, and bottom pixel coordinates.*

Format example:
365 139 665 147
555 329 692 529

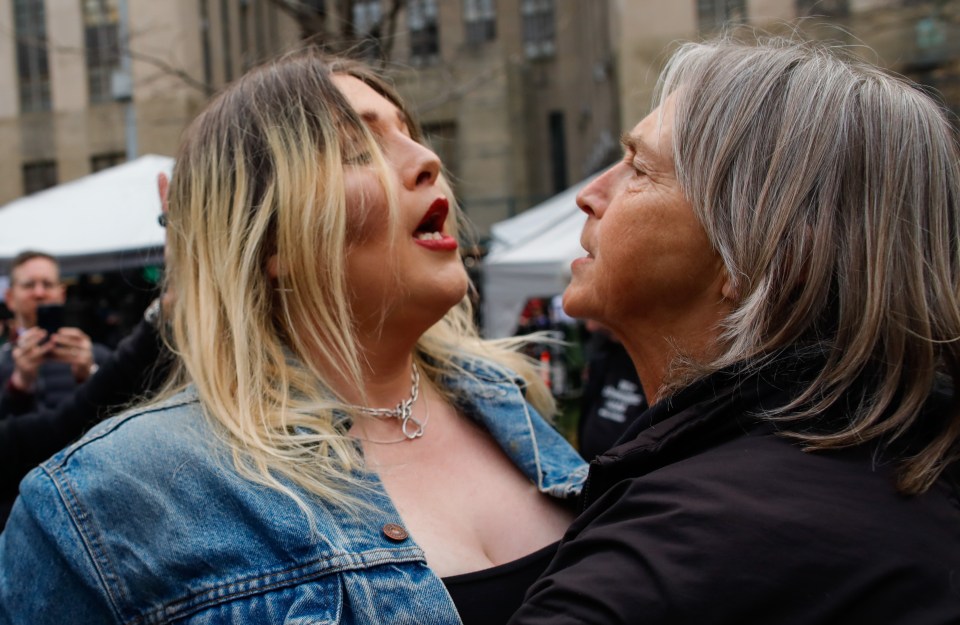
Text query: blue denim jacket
0 357 586 624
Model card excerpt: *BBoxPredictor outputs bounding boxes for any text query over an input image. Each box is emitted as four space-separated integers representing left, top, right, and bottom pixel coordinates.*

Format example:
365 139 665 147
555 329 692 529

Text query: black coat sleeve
0 319 172 494
0 382 36 419
0 347 36 418
510 441 823 625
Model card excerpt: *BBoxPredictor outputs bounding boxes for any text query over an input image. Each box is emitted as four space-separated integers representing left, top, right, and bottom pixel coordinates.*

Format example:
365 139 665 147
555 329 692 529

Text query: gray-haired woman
511 35 960 624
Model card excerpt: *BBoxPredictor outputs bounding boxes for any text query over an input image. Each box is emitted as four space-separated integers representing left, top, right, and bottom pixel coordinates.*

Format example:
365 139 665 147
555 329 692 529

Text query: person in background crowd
515 297 551 336
0 175 175 529
577 320 647 461
510 34 960 624
0 297 171 528
0 304 12 348
0 52 586 624
0 251 111 418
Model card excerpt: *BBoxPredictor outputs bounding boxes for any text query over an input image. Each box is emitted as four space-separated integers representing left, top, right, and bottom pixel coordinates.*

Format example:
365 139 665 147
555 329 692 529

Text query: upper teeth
417 232 444 240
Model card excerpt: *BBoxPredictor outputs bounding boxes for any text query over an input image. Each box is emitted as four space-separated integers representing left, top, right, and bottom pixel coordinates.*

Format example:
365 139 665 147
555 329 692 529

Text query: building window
23 161 57 195
254 0 266 60
303 0 325 14
409 0 440 65
239 0 250 69
521 0 554 59
200 0 214 92
697 0 747 32
83 0 121 104
548 111 567 193
220 0 234 81
353 0 381 34
91 152 125 172
796 0 849 17
464 0 496 45
14 0 51 112
352 0 383 59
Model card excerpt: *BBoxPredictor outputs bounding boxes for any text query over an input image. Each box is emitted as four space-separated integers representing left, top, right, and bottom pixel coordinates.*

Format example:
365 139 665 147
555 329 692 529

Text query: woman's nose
403 140 441 189
577 168 612 218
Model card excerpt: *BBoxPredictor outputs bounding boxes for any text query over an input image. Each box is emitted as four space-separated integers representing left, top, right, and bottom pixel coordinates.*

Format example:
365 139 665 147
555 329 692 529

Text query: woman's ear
157 172 170 213
266 254 280 279
720 269 739 303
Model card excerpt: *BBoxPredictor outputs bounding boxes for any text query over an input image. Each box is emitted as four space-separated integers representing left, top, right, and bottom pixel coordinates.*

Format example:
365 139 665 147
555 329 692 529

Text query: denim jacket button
382 523 409 542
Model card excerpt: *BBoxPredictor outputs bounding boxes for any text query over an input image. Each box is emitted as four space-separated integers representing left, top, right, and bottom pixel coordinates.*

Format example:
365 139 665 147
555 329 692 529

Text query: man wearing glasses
0 251 110 419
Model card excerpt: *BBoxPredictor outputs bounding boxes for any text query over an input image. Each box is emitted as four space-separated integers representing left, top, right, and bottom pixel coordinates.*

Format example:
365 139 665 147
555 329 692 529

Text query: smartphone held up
36 304 64 344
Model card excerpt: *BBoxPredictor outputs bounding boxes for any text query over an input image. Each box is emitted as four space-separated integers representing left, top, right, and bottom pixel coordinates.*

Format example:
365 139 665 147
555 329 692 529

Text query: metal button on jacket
382 523 409 542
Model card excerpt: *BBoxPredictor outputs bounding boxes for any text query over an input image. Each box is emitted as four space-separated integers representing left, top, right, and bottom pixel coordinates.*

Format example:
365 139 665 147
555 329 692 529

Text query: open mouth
414 198 449 240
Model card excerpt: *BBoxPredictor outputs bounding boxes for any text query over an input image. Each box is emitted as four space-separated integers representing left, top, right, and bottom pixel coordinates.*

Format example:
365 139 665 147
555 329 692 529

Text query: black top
444 541 558 625
510 354 960 625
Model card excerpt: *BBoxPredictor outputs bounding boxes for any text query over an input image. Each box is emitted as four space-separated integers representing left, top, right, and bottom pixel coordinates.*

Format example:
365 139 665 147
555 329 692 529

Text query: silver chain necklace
354 363 426 441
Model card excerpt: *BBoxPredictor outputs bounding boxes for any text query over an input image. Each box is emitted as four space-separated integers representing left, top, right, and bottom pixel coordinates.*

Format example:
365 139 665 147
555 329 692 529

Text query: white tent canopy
0 154 174 275
482 176 594 338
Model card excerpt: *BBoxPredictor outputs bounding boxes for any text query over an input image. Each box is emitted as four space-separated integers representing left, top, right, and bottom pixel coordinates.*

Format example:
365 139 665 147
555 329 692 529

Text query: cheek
343 171 389 243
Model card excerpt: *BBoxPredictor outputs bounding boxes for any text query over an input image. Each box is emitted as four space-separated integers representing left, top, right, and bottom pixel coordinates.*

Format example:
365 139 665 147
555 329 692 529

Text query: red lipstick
414 198 458 251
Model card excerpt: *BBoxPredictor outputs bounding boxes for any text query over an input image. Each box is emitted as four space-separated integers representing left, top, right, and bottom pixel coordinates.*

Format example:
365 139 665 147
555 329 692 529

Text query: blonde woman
0 53 586 625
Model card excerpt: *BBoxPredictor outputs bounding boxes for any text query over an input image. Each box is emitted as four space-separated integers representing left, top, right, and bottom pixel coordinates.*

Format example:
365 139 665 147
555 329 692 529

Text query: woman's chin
561 286 593 321
435 276 470 316
411 273 469 327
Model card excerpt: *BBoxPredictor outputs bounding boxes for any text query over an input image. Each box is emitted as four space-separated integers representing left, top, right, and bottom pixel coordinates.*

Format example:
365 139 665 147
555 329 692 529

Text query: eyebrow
620 132 653 159
358 108 409 130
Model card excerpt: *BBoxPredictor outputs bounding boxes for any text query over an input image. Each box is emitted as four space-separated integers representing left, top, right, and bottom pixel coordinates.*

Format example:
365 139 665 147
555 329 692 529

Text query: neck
613 308 729 405
345 346 430 445
317 329 422 409
359 354 418 409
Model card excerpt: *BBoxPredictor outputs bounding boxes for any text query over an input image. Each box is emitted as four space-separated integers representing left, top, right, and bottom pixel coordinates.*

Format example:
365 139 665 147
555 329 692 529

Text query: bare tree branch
6 26 214 96
265 0 405 64
125 48 213 95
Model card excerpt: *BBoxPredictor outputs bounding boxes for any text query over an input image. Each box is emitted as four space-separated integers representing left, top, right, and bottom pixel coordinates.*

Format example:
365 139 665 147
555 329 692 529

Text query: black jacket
511 357 960 624
0 318 172 527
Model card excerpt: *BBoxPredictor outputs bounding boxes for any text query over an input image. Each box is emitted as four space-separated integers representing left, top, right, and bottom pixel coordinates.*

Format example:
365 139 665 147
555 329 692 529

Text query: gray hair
658 35 960 494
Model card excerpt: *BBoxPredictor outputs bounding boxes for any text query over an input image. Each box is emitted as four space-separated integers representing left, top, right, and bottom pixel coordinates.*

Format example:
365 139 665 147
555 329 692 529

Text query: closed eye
623 154 646 178
343 151 372 165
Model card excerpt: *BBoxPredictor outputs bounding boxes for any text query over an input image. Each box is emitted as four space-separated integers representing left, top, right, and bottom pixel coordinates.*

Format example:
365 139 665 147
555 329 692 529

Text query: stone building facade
384 0 620 232
3 1 954 233
0 0 621 236
0 0 302 204
610 0 960 132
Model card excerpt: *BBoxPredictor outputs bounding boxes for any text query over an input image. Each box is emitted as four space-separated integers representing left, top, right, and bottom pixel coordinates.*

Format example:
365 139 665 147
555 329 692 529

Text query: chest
362 404 574 577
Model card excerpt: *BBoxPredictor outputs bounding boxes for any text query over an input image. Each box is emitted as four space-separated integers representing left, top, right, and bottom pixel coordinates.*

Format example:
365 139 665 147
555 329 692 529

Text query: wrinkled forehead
622 94 680 170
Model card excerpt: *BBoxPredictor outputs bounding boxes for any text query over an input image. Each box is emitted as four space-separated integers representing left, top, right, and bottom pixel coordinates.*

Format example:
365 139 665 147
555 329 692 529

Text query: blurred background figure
0 173 174 529
578 320 647 461
0 302 12 348
0 298 171 527
0 251 111 418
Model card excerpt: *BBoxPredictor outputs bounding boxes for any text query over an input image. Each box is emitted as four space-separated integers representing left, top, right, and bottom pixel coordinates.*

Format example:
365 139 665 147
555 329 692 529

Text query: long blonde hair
657 34 960 494
163 51 553 512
